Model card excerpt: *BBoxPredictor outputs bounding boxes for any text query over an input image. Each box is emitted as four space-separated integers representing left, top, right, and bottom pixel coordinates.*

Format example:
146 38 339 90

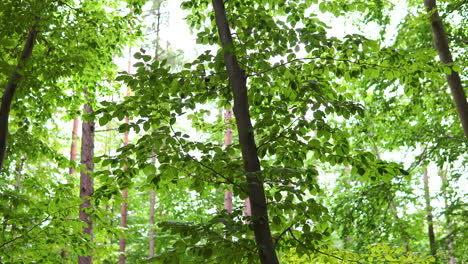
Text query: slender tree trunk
149 188 156 258
423 167 436 257
8 157 25 234
62 119 79 260
119 46 132 264
0 22 39 172
342 167 356 248
14 158 25 191
390 200 410 252
78 94 95 264
439 165 456 264
149 2 164 257
118 188 128 264
373 146 410 251
211 1 279 263
70 119 80 175
424 0 468 138
118 118 130 264
224 109 233 213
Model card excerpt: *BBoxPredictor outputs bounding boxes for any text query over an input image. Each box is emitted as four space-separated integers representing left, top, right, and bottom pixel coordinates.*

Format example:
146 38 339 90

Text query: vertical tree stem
211 1 279 263
424 0 468 139
224 109 233 213
0 22 39 173
78 92 95 264
423 167 436 257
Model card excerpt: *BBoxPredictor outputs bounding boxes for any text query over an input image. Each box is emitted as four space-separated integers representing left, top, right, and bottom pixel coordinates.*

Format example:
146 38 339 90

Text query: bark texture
0 24 38 173
424 0 468 138
423 167 436 256
211 1 279 263
79 102 95 264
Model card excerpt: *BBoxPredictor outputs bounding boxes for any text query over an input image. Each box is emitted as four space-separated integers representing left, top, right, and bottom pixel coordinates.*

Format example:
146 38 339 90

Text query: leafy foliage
0 0 465 263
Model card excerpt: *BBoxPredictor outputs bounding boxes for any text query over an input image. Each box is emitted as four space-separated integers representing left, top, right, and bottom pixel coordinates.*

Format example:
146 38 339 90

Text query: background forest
0 0 466 263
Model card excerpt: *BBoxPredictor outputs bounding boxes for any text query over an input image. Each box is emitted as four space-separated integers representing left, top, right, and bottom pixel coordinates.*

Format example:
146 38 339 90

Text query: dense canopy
0 0 466 263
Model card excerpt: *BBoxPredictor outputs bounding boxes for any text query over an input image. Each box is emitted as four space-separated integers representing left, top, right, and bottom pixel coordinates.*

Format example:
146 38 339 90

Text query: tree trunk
423 167 436 257
211 1 279 263
0 23 39 173
224 109 233 214
119 118 130 264
119 46 132 263
149 188 156 258
148 2 164 257
390 200 410 252
78 97 95 264
70 119 80 175
374 146 410 252
62 119 79 259
14 158 25 191
424 0 468 138
439 165 456 264
119 188 128 264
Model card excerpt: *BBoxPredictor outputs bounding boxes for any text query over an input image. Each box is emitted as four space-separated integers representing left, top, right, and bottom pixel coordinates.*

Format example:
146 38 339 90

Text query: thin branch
247 56 396 77
54 0 79 11
288 229 362 263
0 204 77 248
257 116 302 150
273 225 293 248
208 229 256 254
168 123 243 189
94 128 118 132
406 145 428 173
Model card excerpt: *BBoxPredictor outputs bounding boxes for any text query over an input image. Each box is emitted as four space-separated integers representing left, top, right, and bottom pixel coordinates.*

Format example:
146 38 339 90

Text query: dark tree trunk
424 0 468 138
423 167 436 257
78 99 95 264
211 1 279 263
0 23 39 173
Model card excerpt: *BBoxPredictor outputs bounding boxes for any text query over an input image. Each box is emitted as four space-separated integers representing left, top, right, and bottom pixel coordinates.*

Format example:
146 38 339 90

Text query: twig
288 229 362 263
247 56 397 77
273 225 293 248
168 124 243 189
0 204 77 248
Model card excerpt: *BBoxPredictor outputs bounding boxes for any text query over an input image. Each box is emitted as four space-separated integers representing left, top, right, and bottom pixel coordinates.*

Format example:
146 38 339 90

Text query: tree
78 93 95 264
423 0 468 138
69 119 80 175
0 21 39 172
223 109 233 214
211 0 278 262
422 166 436 257
1 0 466 263
118 45 132 264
